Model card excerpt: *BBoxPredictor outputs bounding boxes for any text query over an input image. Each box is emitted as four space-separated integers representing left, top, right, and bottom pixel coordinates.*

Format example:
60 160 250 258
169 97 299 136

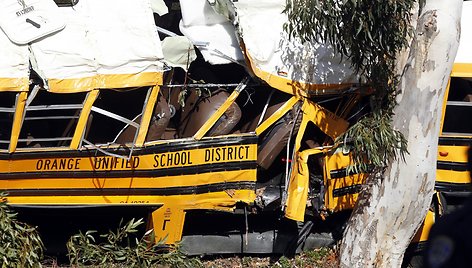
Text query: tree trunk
339 0 463 267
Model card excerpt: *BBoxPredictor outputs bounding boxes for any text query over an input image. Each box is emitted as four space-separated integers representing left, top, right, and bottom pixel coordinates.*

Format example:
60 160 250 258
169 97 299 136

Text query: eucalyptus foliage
284 0 419 169
67 218 201 267
285 0 418 76
342 112 408 174
0 193 43 268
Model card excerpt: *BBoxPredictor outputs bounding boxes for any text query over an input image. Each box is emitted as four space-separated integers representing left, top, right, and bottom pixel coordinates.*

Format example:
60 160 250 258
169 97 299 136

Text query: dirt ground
200 248 338 268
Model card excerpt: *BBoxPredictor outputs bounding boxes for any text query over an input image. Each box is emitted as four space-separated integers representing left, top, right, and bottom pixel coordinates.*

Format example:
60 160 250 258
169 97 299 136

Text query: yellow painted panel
136 84 161 146
285 166 310 221
9 92 28 153
0 169 256 190
284 96 347 219
70 90 99 149
325 174 367 212
439 79 451 134
451 63 472 77
47 72 163 93
99 73 162 89
6 190 257 245
1 144 257 173
256 96 299 135
5 190 256 207
412 210 435 243
0 77 29 92
437 145 469 163
152 206 186 244
48 76 96 93
436 169 471 184
324 151 367 212
326 152 356 171
301 100 349 141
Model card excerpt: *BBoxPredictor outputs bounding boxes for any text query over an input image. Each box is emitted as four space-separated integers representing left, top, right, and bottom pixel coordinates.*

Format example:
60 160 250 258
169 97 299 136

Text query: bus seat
178 89 241 137
115 95 170 144
464 94 472 102
239 102 284 133
256 103 301 170
146 95 172 142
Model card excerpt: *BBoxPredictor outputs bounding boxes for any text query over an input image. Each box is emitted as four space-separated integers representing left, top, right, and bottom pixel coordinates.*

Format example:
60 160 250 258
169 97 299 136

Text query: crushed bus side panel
1 0 469 258
0 0 373 254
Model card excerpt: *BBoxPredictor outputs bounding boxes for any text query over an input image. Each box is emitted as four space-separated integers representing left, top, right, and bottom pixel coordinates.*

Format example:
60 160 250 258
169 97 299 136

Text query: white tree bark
339 0 463 267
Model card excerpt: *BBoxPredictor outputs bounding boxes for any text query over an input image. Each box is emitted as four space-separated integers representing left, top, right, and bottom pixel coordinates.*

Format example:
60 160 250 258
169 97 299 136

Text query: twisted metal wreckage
0 0 470 255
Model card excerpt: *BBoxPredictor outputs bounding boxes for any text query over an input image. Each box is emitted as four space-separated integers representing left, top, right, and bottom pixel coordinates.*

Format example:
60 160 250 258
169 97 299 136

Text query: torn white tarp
214 0 359 95
234 0 358 94
151 0 169 16
161 36 197 70
0 29 29 92
179 0 244 65
29 0 164 93
0 0 64 92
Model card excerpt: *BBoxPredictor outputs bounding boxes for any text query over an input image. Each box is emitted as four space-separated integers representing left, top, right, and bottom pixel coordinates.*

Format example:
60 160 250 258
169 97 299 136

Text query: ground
200 248 338 268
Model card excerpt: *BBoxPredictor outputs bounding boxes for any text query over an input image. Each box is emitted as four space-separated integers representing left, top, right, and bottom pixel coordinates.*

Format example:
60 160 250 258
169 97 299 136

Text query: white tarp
0 29 29 91
0 0 62 92
455 1 472 64
230 0 358 89
179 0 244 65
161 36 197 70
29 0 164 92
178 0 358 91
0 0 165 93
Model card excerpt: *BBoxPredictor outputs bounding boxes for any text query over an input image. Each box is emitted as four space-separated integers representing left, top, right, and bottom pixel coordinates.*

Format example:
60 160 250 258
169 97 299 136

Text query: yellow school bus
0 0 468 257
403 3 472 261
407 48 472 260
0 0 369 254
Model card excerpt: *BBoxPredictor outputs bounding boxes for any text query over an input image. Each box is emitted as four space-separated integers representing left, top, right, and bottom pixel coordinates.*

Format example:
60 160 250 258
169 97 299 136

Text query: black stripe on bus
435 182 472 192
0 135 258 160
438 136 472 146
330 166 370 179
3 181 256 197
0 161 257 179
437 161 470 172
332 184 364 197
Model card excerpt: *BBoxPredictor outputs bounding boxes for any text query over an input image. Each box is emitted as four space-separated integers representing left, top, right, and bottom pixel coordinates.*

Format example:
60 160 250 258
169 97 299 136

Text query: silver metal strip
235 77 250 93
447 101 472 107
82 139 129 160
257 89 274 127
25 85 41 107
156 26 178 37
112 113 142 144
90 106 140 129
18 137 72 142
126 87 153 158
0 107 16 113
26 104 83 111
24 116 79 121
161 83 241 88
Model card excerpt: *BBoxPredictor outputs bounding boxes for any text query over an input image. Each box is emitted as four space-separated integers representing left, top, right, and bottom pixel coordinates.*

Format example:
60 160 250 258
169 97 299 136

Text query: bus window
0 92 18 150
18 90 87 148
442 77 472 135
85 88 149 145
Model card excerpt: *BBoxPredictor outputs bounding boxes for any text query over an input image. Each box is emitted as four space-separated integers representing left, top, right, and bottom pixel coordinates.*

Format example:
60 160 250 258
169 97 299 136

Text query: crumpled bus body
0 0 469 256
